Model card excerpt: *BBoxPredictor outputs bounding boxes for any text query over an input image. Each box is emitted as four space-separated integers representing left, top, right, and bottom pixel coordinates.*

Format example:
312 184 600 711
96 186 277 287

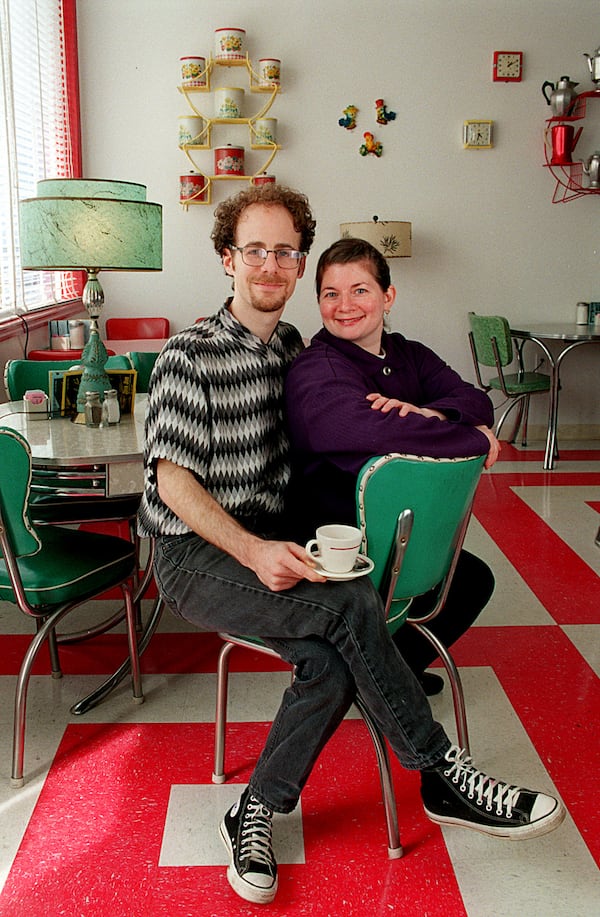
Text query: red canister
214 145 245 175
180 172 208 202
252 174 276 185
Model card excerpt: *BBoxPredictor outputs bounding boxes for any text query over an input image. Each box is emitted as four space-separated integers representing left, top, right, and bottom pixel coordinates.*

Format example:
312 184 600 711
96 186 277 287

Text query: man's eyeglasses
231 245 306 269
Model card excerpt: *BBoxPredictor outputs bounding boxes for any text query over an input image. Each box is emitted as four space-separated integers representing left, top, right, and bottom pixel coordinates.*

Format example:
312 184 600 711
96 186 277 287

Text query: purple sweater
283 328 493 537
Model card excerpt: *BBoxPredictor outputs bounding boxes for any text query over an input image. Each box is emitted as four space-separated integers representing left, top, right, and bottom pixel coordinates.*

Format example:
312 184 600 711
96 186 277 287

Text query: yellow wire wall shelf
178 55 281 207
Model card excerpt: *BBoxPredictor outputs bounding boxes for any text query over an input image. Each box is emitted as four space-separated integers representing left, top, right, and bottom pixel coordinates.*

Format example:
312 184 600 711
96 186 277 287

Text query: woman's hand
366 392 447 421
475 425 501 468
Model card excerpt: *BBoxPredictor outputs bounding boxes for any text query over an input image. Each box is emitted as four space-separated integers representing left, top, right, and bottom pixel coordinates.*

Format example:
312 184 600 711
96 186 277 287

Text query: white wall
77 0 600 433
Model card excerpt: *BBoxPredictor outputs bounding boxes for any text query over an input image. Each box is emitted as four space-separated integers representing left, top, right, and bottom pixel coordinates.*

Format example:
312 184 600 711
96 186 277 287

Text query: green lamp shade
19 178 162 271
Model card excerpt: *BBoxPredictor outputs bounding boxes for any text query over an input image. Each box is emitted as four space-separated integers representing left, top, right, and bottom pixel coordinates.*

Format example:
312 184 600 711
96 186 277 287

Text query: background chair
468 312 550 445
105 316 170 339
3 354 142 639
3 355 132 401
211 452 485 859
0 426 144 787
127 351 159 393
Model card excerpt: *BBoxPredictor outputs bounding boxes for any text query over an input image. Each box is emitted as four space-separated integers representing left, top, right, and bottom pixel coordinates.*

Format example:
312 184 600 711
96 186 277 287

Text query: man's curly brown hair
211 185 316 256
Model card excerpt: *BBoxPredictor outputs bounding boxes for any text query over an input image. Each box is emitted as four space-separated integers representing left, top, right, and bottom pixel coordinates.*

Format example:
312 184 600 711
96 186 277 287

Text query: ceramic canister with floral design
252 174 276 185
214 87 244 120
214 27 246 61
178 116 206 147
258 58 281 87
214 145 245 175
252 118 277 145
180 56 207 87
180 172 208 202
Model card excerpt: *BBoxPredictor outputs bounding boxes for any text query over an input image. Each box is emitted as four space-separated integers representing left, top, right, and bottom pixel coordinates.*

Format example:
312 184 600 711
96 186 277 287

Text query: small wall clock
492 51 523 82
463 120 493 149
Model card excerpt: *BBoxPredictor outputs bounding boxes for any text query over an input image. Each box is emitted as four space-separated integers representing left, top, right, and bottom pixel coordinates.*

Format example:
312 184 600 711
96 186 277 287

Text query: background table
27 338 167 360
0 395 163 713
510 322 600 470
0 395 147 495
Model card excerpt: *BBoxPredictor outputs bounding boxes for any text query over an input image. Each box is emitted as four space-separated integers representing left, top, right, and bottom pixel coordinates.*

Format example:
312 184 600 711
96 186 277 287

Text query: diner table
510 321 600 470
0 394 164 714
104 337 168 355
27 337 168 360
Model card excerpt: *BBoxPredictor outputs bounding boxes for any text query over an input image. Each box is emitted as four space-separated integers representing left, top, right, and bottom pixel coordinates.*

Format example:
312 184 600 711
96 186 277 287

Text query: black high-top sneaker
220 788 278 904
421 745 565 839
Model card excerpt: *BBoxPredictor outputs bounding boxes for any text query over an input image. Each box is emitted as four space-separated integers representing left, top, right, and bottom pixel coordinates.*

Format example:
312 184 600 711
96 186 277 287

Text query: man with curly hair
138 185 564 906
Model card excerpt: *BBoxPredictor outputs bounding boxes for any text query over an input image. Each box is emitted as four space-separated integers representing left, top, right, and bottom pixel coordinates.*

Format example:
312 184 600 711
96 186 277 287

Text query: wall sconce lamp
339 217 412 258
19 178 162 414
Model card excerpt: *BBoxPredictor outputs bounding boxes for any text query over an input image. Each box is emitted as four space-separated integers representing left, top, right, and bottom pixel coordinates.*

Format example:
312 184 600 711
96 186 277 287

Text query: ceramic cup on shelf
178 116 206 147
214 87 244 119
258 58 281 87
214 27 246 61
180 56 207 88
252 173 276 185
252 118 277 145
179 172 208 202
214 145 245 176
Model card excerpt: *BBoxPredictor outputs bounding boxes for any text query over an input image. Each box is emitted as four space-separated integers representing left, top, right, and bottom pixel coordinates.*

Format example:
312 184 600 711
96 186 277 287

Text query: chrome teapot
583 151 600 188
583 47 600 84
541 76 579 117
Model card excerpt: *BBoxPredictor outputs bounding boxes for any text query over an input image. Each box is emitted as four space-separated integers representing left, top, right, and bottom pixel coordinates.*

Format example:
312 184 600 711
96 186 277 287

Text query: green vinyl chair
0 426 144 787
127 351 160 393
467 312 550 445
211 452 485 858
3 354 143 641
3 355 132 401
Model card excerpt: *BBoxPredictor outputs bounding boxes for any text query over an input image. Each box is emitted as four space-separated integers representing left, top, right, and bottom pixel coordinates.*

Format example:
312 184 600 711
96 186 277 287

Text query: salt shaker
101 389 120 425
576 302 589 324
84 391 102 427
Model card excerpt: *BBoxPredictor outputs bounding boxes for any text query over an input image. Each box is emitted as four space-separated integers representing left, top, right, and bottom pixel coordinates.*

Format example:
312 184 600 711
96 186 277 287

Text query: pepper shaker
84 391 102 427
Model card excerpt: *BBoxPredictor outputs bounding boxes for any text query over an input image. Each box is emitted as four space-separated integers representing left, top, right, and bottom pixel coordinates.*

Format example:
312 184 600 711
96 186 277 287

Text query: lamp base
76 322 111 414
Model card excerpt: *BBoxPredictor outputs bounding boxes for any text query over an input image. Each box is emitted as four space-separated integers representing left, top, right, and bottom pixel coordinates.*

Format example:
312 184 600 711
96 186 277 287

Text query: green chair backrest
127 351 159 393
0 428 40 557
4 355 132 400
356 453 485 629
468 313 513 367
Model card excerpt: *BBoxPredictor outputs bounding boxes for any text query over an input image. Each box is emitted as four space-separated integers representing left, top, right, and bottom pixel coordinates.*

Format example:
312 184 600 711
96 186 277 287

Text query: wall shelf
178 53 281 207
543 89 600 203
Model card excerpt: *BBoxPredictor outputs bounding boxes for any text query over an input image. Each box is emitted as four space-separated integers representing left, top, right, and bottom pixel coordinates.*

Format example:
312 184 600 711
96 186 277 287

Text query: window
0 0 81 320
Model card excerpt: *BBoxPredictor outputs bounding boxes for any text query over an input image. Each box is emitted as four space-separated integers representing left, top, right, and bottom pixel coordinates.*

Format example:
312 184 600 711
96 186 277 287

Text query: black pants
393 550 494 675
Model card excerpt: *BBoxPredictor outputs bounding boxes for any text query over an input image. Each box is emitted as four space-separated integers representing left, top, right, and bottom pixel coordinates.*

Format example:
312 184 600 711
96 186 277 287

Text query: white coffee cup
305 524 362 574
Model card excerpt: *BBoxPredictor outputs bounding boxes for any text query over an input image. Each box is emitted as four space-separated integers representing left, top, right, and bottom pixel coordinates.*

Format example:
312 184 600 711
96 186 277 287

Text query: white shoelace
240 796 275 869
444 746 522 817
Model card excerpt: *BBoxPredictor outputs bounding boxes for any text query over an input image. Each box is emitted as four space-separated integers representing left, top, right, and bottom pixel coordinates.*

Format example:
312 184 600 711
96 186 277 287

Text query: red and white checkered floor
0 442 598 916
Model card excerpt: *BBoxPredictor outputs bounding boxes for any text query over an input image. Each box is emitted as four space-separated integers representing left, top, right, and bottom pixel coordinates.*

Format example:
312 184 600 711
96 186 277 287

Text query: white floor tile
159 783 305 867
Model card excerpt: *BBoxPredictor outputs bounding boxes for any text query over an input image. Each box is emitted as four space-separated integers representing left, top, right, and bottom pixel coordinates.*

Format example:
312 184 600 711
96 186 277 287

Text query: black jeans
154 533 450 813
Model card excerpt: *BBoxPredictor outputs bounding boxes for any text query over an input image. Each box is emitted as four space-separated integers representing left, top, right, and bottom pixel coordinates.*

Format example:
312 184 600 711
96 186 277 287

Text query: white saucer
314 554 374 581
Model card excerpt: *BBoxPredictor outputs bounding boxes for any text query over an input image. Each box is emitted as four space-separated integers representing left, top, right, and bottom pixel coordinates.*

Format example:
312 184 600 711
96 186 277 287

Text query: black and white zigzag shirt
137 302 304 537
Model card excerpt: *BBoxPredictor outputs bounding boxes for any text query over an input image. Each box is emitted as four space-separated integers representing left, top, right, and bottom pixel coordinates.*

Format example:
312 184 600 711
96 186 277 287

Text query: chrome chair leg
354 696 403 859
212 641 236 784
69 595 163 716
495 395 526 442
212 637 403 858
410 621 470 754
12 604 87 787
42 618 62 678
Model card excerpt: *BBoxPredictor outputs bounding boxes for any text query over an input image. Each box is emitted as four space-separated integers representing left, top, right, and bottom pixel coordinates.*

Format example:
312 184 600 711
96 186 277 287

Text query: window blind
0 0 81 319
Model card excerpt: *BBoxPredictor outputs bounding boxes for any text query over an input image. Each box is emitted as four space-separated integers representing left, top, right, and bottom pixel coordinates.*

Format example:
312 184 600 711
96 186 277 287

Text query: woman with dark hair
285 237 500 695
